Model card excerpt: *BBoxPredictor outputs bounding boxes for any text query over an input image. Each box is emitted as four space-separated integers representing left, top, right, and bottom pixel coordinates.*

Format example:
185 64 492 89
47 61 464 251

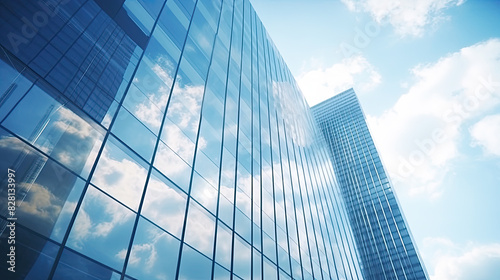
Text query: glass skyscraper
0 0 369 279
312 89 428 280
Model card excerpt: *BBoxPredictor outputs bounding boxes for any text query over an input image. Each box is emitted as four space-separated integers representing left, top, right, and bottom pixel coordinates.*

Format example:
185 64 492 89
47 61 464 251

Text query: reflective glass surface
0 0 367 279
312 89 428 279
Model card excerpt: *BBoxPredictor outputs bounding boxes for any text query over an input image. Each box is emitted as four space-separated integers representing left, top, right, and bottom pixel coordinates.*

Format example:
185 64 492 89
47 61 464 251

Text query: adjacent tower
312 88 428 280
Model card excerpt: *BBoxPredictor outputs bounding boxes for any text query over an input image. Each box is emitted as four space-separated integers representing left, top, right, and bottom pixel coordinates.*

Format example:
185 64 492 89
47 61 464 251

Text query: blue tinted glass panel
178 244 212 280
123 0 155 34
91 136 148 211
2 83 105 178
53 248 121 280
141 169 187 238
0 128 85 242
66 185 136 271
125 217 180 279
111 107 156 162
154 140 192 192
184 200 215 257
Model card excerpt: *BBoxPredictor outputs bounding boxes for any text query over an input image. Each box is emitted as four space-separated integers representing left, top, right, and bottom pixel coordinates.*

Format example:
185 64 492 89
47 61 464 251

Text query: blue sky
251 0 500 279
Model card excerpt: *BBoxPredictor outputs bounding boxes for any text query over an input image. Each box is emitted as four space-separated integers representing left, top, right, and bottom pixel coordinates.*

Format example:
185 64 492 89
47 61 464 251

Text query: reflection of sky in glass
53 248 122 279
215 223 232 270
0 0 371 277
214 263 231 280
0 129 86 243
123 217 180 280
2 84 104 179
233 234 251 279
154 140 192 192
112 107 156 161
178 244 213 280
91 137 148 211
141 170 187 238
184 200 216 257
190 171 218 214
67 186 136 271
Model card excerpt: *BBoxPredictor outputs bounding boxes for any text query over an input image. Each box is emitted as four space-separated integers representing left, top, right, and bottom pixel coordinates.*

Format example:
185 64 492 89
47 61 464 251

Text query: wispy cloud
298 55 381 106
367 38 500 198
341 0 464 36
422 237 500 280
470 114 500 157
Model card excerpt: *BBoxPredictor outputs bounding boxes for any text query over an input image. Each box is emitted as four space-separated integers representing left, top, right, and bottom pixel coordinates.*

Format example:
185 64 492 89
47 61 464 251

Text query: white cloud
341 0 464 36
17 182 61 221
367 38 500 198
470 114 500 156
0 136 33 154
54 107 98 139
298 55 381 106
68 186 135 250
91 145 148 211
422 238 500 280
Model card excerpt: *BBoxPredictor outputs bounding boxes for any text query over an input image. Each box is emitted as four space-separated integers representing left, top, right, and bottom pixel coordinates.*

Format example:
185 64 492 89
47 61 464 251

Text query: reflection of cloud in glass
53 107 97 139
215 224 232 269
162 122 196 164
141 174 186 238
118 243 157 269
71 196 132 246
167 82 205 140
91 143 147 211
184 201 215 257
67 186 135 271
154 142 192 191
0 136 33 153
18 182 61 220
272 81 313 147
133 61 174 130
120 218 179 280
152 57 175 89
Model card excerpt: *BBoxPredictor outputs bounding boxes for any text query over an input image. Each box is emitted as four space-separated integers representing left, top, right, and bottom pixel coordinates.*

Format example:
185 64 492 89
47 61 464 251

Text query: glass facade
312 89 428 280
0 1 364 279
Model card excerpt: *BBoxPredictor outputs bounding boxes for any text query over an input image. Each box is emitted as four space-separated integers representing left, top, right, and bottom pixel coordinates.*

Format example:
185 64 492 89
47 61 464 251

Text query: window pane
263 257 278 280
91 136 148 211
190 171 218 214
122 0 155 34
125 217 180 279
154 140 192 192
132 55 173 111
194 150 219 188
111 106 157 161
0 224 59 279
122 83 164 134
0 128 85 242
161 117 196 165
2 83 105 178
141 169 187 238
0 54 34 121
178 244 213 280
218 194 234 229
184 200 215 257
233 235 251 279
66 185 136 271
214 263 231 280
53 248 121 280
215 222 232 269
158 0 190 50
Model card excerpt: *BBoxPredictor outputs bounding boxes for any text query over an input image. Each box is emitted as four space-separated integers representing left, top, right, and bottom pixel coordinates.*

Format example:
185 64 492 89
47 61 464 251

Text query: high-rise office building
0 0 368 279
312 88 427 279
